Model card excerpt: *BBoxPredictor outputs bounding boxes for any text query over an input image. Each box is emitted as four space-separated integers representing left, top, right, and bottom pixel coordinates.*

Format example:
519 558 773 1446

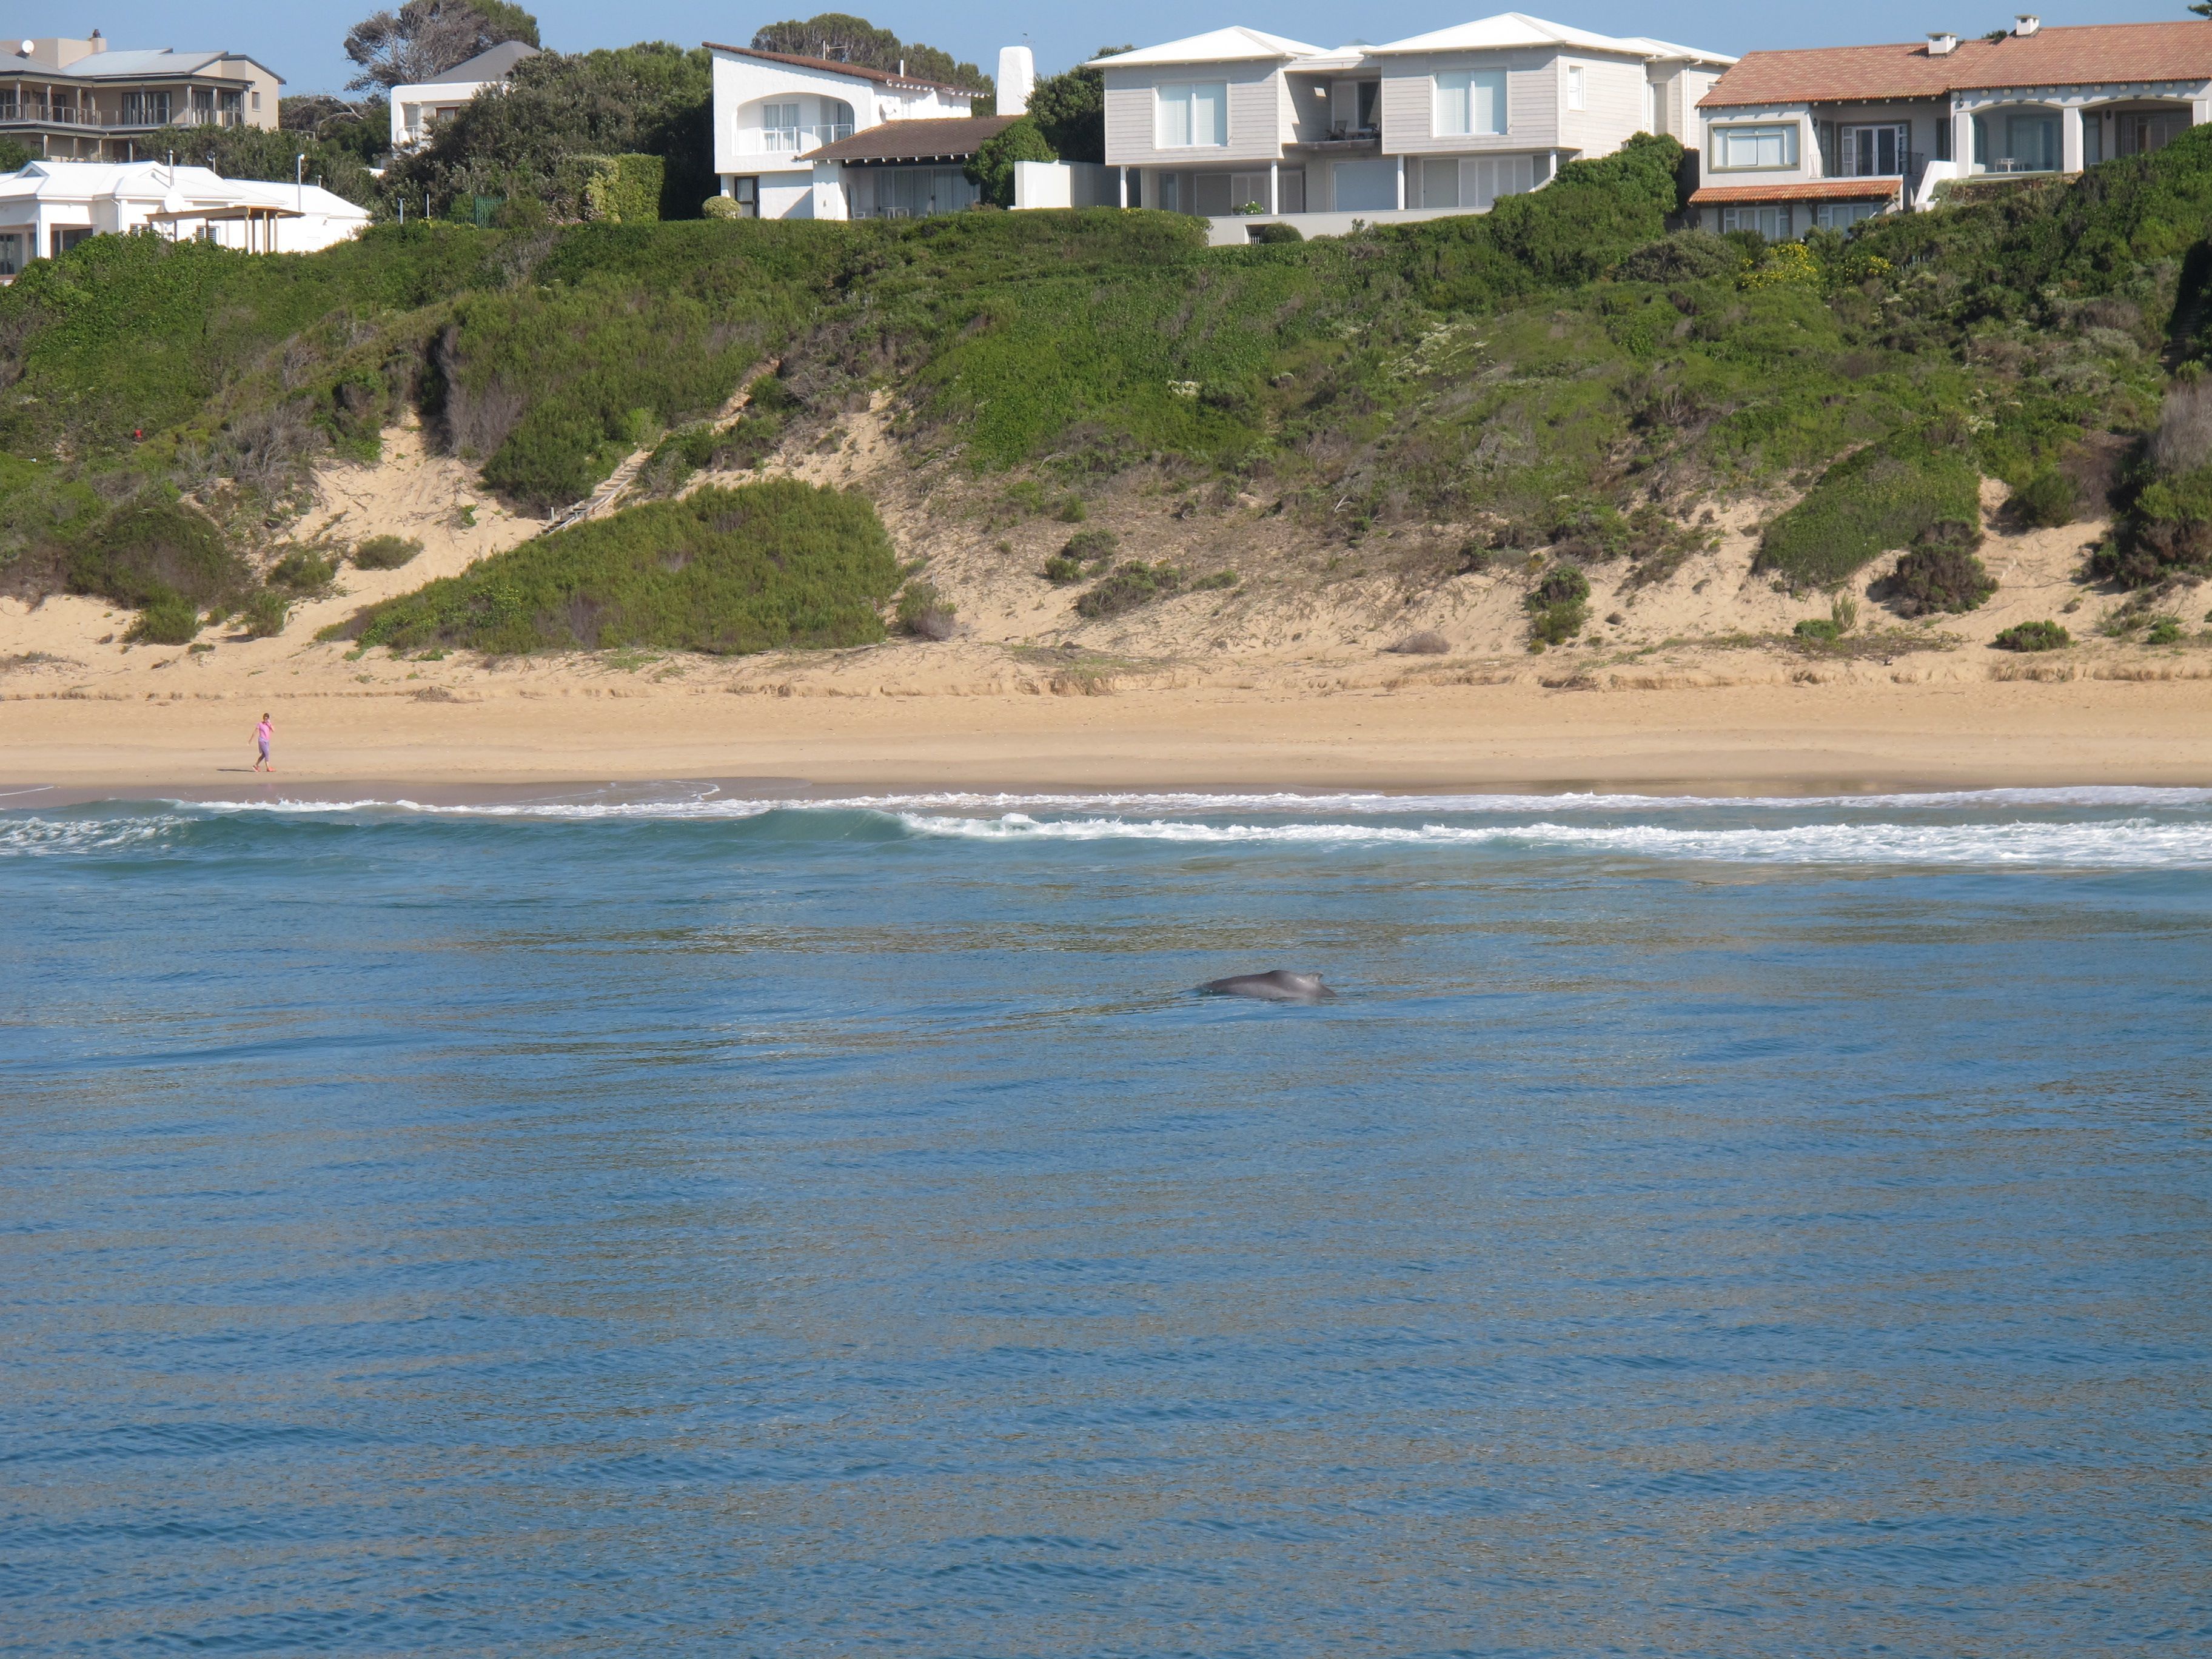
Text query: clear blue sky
11 2 2193 95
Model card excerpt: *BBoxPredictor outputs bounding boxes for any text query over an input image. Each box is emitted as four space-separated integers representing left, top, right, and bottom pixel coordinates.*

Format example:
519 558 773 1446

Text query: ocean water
2 785 2208 1657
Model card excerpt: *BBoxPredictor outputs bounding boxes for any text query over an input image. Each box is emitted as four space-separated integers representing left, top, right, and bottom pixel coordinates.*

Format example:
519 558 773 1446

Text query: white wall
710 49 973 181
1013 160 1116 209
1102 61 1295 167
1378 51 1561 155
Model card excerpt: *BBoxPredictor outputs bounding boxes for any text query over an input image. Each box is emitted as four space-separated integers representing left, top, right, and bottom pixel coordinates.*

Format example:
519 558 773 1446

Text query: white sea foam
0 815 185 857
175 784 2212 820
894 812 2212 867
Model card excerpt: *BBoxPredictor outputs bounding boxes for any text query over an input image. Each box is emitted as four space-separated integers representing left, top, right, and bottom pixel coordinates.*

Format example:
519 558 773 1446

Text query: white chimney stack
997 45 1036 116
1928 31 1958 56
2015 14 2041 35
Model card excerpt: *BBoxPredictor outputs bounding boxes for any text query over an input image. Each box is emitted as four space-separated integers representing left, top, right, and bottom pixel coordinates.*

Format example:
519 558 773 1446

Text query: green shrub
1888 537 1997 616
240 589 289 638
702 195 745 220
557 154 666 225
1041 555 1085 583
1247 223 1303 245
352 535 424 571
1758 433 1984 590
335 480 898 655
2011 468 2079 529
267 549 336 591
1076 561 1184 617
1614 230 1744 284
896 580 957 640
1527 602 1587 649
69 499 246 609
1044 527 1118 581
1190 569 1239 591
1056 496 1088 523
965 117 1056 208
2146 614 2187 645
1529 564 1591 608
125 592 200 645
1794 617 1843 643
1992 620 2073 652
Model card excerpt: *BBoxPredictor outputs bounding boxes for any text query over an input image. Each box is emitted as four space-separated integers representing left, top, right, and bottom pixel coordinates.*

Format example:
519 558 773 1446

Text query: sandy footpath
7 677 2212 797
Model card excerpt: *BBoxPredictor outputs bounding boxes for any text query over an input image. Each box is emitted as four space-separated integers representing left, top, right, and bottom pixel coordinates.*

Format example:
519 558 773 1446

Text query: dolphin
1200 971 1337 1004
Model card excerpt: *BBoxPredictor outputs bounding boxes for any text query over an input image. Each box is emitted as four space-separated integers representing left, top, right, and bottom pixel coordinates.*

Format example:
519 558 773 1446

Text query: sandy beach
7 674 2212 798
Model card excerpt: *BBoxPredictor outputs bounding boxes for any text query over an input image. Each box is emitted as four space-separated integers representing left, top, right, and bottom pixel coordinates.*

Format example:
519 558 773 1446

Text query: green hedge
335 479 899 655
1757 433 1984 590
563 154 666 224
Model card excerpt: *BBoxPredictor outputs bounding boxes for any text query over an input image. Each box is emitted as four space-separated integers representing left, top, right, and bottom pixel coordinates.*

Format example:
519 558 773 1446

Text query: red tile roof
703 42 982 96
799 116 1017 164
1691 180 1904 204
1703 21 2212 109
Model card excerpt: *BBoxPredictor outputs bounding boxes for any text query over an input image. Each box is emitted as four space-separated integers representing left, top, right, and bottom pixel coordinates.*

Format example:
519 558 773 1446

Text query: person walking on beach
252 714 274 773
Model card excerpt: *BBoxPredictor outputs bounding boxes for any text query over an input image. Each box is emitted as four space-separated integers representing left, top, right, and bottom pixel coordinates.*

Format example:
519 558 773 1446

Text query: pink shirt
255 720 273 744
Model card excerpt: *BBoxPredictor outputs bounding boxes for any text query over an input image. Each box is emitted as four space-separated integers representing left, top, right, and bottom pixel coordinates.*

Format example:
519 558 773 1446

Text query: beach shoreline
8 676 2212 800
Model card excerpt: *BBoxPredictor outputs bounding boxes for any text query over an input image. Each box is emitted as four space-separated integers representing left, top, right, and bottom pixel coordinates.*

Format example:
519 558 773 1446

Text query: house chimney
997 45 1036 116
2015 14 2040 35
1928 31 1958 56
897 59 905 78
89 28 105 51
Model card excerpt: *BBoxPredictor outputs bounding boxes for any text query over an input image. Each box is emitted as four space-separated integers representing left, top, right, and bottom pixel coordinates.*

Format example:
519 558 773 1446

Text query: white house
1692 16 2212 237
0 160 370 278
389 41 540 150
705 42 992 219
1088 14 1732 243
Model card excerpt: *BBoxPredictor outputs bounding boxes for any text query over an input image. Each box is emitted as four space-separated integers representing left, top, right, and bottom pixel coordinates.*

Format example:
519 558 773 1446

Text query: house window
727 176 759 217
1420 154 1535 210
1157 82 1228 149
1158 172 1180 212
762 102 801 150
218 89 243 126
1435 70 1507 136
1720 204 1793 240
1712 123 1799 171
1566 65 1586 113
1842 124 1909 176
51 227 93 258
2003 112 2060 172
124 90 172 126
251 90 260 111
1228 171 1270 211
1279 168 1304 213
0 232 23 276
1815 201 1886 231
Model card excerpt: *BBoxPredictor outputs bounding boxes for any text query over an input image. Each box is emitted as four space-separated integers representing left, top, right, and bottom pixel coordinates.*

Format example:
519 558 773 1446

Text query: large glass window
1331 158 1398 212
1435 70 1507 136
0 232 23 276
1712 124 1799 171
1157 82 1228 149
124 90 171 126
762 102 800 150
2006 112 2059 172
1721 204 1794 240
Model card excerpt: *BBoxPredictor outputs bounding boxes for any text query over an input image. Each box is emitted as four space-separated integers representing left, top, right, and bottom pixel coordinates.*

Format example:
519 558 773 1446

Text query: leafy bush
2147 614 2187 645
352 535 425 570
896 580 957 640
69 500 247 609
1888 537 1997 616
966 118 1056 208
240 589 289 638
267 549 337 591
559 154 666 225
2011 468 2078 529
1042 527 1118 583
1793 617 1842 643
1758 434 1985 591
336 480 897 655
1993 620 2072 651
1614 230 1744 284
1530 565 1590 608
1076 561 1184 618
702 195 745 220
1247 223 1304 246
125 594 200 645
1527 601 1587 648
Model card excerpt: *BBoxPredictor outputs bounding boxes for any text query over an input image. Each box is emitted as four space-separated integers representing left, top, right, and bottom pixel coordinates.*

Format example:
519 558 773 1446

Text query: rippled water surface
4 786 2208 1656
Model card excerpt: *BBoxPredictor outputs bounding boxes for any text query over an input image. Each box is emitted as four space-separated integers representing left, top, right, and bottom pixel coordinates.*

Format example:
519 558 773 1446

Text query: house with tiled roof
1692 14 2212 238
2 34 281 163
707 41 1028 220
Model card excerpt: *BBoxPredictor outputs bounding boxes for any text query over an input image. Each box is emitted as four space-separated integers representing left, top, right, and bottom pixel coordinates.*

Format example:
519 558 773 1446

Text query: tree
0 135 33 173
1025 46 1129 164
966 117 1055 206
134 124 380 206
281 93 392 165
344 1 540 91
749 12 989 92
378 43 712 220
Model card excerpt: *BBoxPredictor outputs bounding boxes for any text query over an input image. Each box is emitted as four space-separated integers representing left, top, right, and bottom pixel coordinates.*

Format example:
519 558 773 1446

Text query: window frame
1710 122 1801 173
1434 69 1507 137
1566 65 1586 113
1156 81 1229 150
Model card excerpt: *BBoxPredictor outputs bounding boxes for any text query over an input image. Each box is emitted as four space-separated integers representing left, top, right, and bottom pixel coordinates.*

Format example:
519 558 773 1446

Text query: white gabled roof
1369 12 1734 65
1085 27 1327 69
0 160 368 221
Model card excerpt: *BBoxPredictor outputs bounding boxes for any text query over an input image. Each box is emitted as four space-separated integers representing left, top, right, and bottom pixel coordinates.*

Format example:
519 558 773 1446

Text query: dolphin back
1201 971 1336 1003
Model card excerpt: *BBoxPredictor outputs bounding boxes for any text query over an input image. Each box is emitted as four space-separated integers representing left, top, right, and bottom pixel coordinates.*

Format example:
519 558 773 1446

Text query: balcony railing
0 102 245 130
760 122 854 153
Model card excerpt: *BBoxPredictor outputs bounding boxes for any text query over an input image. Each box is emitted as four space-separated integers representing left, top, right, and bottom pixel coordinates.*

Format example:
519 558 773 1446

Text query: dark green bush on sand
2011 468 2078 529
1888 534 1997 617
125 594 200 645
1793 617 1842 643
267 549 336 591
335 480 898 655
1758 434 1984 592
1524 563 1591 649
70 500 246 609
240 589 289 638
1077 561 1184 618
1992 620 2072 652
352 535 424 571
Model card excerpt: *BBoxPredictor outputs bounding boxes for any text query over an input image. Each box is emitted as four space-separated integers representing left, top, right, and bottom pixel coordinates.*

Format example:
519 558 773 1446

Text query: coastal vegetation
330 479 898 654
10 120 2212 652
